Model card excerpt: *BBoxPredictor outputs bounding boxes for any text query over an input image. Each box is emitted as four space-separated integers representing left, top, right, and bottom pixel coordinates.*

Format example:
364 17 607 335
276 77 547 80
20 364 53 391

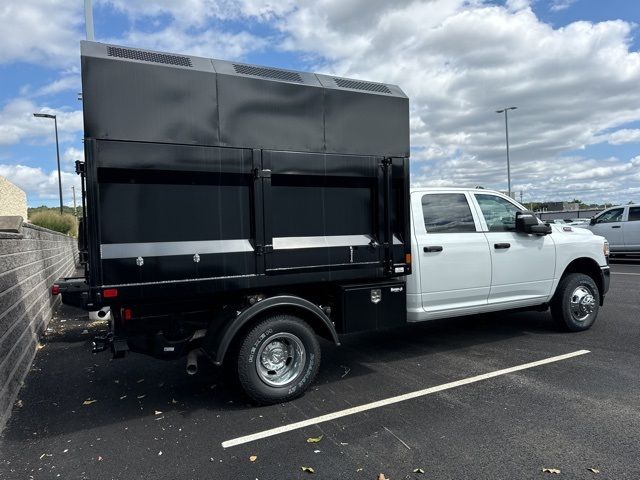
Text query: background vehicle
587 205 640 255
55 42 609 405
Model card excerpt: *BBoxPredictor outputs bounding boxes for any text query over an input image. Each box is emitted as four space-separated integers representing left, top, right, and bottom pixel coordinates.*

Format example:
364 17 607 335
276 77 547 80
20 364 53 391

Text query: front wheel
550 273 600 331
236 314 321 404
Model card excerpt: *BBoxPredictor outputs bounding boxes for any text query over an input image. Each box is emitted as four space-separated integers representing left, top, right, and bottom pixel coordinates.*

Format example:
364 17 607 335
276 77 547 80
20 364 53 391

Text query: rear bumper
600 266 610 304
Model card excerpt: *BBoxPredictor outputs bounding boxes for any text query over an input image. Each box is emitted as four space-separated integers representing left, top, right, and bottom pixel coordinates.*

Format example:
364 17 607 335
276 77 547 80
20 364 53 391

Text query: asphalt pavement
1 259 639 479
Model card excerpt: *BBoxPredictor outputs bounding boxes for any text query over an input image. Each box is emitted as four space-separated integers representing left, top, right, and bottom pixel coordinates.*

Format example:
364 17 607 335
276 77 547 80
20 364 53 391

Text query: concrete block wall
0 223 78 431
0 177 28 220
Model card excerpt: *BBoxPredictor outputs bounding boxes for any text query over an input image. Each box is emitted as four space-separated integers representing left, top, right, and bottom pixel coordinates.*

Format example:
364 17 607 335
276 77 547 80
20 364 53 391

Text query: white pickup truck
406 188 610 331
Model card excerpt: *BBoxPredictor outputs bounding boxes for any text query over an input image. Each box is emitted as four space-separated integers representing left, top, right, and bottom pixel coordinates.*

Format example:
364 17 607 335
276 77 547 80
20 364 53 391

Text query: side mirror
515 211 538 233
516 211 551 235
529 223 552 235
589 217 596 225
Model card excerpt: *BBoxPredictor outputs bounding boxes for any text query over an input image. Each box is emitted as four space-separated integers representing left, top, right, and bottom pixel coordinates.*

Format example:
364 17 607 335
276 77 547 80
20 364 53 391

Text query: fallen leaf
158 451 163 456
301 466 315 474
82 399 97 405
16 399 23 408
63 449 68 453
137 379 145 383
588 468 600 474
378 474 387 480
154 416 164 421
356 467 363 472
97 456 103 461
313 450 321 454
307 435 323 443
413 468 425 474
155 410 163 415
542 468 561 474
137 395 146 399
119 395 127 400
171 399 178 404
249 455 257 462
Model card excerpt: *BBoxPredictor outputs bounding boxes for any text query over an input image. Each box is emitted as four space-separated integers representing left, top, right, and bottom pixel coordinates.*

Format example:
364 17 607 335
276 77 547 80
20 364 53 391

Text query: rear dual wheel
236 314 321 404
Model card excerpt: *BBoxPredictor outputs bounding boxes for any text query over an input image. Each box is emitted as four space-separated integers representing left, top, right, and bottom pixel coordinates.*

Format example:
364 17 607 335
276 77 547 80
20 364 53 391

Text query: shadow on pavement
2 302 559 442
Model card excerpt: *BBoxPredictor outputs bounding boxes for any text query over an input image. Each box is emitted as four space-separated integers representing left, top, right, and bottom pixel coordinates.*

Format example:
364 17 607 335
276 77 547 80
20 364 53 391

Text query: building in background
0 176 28 220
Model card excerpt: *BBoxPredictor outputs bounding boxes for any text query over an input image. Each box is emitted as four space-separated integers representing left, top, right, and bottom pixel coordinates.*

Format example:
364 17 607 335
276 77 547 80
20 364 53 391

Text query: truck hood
550 223 594 236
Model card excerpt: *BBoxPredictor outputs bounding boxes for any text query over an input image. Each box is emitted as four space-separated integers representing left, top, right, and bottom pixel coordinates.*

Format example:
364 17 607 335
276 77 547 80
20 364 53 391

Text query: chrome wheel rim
255 333 306 387
570 285 596 322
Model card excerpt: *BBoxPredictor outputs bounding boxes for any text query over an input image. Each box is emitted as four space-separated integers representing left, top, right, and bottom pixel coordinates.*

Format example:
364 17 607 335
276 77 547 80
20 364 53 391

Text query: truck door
413 191 491 315
590 207 625 249
472 193 555 304
623 206 640 252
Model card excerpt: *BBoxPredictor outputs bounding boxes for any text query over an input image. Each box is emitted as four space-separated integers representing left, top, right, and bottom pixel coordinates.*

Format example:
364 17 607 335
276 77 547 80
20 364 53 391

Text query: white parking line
221 349 590 448
611 272 640 276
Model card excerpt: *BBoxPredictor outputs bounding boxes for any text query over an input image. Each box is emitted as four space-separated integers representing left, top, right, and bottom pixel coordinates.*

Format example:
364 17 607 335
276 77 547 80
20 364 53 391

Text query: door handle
611 226 621 229
494 243 511 249
423 246 443 252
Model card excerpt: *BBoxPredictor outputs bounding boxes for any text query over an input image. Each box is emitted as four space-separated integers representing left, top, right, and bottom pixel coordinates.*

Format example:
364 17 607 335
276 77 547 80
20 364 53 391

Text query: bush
29 211 77 236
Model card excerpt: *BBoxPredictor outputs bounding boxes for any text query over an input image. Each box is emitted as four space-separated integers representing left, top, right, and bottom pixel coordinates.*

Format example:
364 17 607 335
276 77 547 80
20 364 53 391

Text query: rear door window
421 193 476 233
628 207 640 222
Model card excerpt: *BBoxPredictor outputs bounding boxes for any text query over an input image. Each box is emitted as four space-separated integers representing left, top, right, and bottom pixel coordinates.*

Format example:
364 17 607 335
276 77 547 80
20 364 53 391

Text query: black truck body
57 41 411 403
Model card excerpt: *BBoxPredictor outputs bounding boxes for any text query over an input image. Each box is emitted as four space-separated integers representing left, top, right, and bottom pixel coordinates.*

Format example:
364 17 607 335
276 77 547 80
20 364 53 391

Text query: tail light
103 288 118 298
51 284 60 296
122 308 133 321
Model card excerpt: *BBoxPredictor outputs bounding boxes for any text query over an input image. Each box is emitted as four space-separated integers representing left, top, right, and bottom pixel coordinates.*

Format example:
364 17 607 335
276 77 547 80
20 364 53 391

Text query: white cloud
267 0 640 202
608 128 640 145
0 164 80 206
0 0 84 67
550 0 577 12
0 99 83 146
62 146 84 167
111 26 268 61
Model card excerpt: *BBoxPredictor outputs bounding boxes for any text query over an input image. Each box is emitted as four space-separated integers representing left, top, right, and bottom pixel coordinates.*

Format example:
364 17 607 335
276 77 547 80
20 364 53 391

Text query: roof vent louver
333 77 391 94
107 46 193 67
233 64 303 82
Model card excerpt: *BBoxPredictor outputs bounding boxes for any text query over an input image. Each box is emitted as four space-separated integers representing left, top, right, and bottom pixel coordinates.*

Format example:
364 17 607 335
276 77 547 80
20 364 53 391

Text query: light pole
496 106 517 199
33 113 63 214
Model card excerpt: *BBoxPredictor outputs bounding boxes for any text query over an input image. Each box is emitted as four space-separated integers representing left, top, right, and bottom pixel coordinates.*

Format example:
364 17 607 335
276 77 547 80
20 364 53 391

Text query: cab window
595 208 624 223
474 194 522 232
421 193 476 233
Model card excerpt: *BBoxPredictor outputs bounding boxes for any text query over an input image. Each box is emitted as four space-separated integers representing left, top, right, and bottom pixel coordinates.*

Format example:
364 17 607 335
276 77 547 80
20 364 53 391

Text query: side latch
254 168 272 179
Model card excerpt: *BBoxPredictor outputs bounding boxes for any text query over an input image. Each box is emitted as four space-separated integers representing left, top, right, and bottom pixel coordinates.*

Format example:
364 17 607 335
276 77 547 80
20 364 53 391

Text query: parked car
586 205 640 255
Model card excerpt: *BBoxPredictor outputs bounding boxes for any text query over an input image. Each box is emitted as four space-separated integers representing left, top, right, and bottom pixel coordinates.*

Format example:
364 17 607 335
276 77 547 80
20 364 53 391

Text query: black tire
550 273 600 331
236 314 320 404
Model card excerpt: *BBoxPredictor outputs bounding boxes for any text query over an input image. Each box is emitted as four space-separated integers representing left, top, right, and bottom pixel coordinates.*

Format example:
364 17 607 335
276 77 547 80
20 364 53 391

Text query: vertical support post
54 116 63 214
84 0 95 41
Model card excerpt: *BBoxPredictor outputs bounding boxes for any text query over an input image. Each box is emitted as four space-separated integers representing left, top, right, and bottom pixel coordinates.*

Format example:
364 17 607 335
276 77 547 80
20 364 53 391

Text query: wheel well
209 298 339 366
560 257 603 300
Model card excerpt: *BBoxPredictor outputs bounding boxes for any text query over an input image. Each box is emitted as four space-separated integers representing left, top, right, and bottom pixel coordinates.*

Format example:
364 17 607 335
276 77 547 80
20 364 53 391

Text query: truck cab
407 188 610 327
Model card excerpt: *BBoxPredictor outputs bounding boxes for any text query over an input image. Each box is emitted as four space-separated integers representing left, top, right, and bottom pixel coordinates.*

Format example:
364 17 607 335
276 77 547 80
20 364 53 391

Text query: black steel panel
317 74 409 157
95 140 251 174
264 150 379 178
213 59 324 152
81 41 218 145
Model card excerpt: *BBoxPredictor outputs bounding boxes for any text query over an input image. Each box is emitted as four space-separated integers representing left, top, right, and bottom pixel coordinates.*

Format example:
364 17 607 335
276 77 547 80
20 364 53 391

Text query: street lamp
496 106 517 199
33 113 63 214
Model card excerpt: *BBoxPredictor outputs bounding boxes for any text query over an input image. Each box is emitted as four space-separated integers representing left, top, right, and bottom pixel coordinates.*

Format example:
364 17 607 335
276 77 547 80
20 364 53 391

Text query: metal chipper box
78 41 411 303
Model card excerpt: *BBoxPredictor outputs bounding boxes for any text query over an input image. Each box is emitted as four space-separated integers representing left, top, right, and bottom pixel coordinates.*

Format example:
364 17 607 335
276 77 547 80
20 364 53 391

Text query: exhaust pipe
186 349 199 375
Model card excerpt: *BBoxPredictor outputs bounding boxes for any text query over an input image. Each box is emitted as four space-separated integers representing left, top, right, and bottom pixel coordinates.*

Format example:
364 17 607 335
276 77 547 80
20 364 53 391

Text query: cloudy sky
0 0 638 207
